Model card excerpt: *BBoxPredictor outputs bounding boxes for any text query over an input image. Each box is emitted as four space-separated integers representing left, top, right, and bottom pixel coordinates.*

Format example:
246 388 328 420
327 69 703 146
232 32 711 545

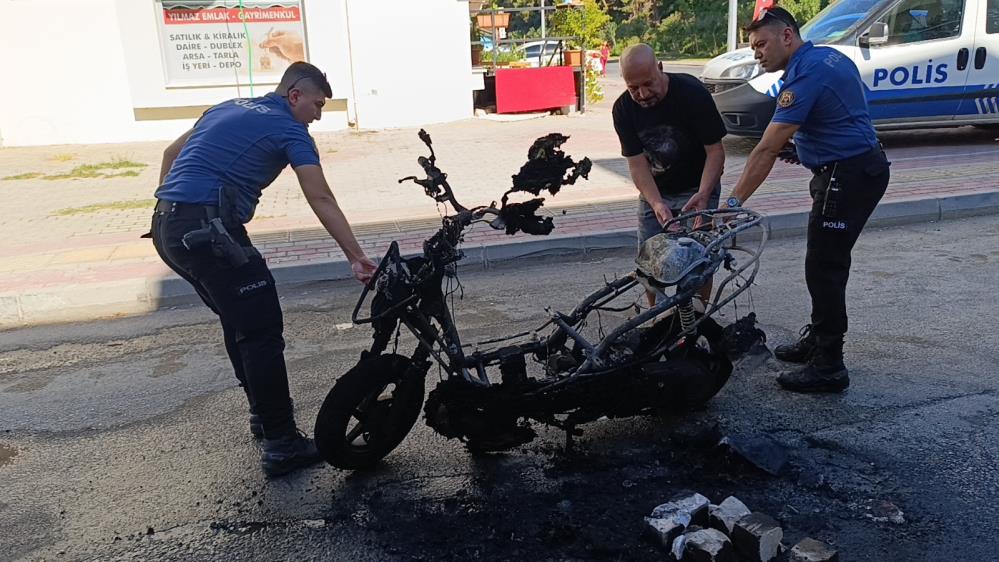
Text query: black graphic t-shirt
612 73 727 195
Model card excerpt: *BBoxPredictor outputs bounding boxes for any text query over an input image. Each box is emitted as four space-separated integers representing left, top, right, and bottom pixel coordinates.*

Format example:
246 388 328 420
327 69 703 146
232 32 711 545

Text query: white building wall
0 0 474 147
343 0 474 129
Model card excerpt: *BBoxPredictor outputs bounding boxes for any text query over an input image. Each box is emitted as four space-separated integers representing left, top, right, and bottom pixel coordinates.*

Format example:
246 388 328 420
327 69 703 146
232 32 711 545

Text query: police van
700 0 999 136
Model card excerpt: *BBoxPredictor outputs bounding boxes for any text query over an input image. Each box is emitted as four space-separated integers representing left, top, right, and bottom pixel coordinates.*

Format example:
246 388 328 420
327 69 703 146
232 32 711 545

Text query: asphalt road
1 212 998 561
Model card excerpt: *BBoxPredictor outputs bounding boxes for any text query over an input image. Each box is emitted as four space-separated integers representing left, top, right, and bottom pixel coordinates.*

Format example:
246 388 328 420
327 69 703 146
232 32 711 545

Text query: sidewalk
1 84 998 328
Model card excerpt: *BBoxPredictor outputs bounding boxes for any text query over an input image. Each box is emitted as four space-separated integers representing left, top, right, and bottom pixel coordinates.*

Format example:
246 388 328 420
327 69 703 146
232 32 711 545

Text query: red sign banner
163 7 302 25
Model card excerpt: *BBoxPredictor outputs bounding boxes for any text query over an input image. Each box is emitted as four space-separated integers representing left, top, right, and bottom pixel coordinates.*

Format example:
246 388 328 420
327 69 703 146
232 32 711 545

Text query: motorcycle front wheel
314 354 426 470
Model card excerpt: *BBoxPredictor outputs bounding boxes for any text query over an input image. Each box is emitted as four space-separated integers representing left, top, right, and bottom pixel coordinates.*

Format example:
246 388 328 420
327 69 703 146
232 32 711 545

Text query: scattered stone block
789 537 839 562
731 512 783 562
646 516 685 550
679 528 737 562
650 493 711 528
709 496 752 535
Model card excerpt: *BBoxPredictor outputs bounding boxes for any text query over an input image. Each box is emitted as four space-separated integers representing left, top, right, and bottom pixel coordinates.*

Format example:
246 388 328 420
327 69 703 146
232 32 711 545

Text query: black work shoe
774 324 816 364
777 336 849 393
261 430 323 477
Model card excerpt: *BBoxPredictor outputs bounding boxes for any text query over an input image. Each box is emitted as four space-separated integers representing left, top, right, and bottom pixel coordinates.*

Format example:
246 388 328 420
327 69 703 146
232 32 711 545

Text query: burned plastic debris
490 198 554 235
718 312 768 358
716 434 790 477
509 133 592 197
488 133 592 236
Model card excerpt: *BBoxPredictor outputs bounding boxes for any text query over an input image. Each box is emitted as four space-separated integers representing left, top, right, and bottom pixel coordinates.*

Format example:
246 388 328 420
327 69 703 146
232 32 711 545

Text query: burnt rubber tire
314 354 425 470
674 350 733 408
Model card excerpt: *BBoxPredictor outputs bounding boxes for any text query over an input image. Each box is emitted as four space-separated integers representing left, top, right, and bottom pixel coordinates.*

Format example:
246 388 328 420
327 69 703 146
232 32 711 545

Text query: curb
3 191 999 329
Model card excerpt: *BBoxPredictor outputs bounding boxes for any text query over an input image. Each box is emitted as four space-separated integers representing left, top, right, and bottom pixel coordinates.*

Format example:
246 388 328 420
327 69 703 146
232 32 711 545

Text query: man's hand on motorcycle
352 256 378 284
681 190 712 229
651 200 681 232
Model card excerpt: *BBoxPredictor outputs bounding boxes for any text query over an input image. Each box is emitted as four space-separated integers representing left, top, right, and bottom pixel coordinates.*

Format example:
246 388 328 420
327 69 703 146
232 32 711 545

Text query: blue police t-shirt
771 41 878 169
155 92 321 222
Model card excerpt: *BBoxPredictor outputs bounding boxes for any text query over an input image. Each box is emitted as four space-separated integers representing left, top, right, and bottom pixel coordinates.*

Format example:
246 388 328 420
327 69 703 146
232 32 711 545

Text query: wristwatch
726 196 741 208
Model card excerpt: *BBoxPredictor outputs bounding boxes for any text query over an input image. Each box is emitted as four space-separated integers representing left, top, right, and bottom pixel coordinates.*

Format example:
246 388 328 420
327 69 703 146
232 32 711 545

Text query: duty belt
154 199 220 220
810 145 885 175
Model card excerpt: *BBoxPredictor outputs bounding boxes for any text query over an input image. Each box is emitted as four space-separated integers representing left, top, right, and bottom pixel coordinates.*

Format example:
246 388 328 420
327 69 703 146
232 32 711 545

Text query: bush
548 0 612 49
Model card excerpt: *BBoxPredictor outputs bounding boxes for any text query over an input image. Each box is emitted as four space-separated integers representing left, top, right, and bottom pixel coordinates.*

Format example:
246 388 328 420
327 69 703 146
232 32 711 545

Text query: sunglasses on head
756 7 796 28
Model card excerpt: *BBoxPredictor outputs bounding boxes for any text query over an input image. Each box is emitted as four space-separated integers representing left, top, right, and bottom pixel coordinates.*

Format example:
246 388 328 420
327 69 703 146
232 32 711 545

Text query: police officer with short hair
720 8 891 393
153 62 377 476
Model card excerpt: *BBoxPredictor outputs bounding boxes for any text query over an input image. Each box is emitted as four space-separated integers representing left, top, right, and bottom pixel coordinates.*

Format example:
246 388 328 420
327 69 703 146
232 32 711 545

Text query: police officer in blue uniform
721 8 891 393
153 62 377 476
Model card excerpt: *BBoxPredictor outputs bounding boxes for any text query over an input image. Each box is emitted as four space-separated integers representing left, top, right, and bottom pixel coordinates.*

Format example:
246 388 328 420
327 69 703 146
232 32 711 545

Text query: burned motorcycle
314 130 767 470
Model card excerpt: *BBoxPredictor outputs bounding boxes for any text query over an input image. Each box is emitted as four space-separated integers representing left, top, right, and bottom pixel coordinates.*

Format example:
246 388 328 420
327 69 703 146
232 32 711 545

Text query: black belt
155 199 219 219
810 145 885 175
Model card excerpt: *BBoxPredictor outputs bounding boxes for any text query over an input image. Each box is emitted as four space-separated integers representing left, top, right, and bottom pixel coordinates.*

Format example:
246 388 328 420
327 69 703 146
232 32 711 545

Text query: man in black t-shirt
612 43 727 305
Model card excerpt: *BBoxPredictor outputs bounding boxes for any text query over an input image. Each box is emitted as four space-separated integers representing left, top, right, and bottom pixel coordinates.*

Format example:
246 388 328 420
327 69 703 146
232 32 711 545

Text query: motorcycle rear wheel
314 354 425 470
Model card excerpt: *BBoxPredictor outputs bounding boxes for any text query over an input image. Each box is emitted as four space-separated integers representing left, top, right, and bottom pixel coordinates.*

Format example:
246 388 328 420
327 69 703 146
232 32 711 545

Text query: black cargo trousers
805 146 891 342
151 201 296 439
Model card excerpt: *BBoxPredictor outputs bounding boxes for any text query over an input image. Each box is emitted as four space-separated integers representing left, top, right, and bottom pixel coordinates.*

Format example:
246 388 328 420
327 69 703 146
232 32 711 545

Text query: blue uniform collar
262 92 293 114
785 41 815 75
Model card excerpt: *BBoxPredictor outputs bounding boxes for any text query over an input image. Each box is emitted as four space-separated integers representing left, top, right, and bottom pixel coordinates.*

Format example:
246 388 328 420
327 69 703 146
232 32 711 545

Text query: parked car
517 40 605 72
518 40 565 66
700 0 999 136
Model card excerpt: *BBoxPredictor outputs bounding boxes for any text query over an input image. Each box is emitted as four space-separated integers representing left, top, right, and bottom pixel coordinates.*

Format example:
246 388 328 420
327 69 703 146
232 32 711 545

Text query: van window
878 0 965 44
801 0 882 43
988 0 998 33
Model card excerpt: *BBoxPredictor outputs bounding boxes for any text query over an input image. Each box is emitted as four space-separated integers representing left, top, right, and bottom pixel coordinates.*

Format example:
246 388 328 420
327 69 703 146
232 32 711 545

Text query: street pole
727 0 738 51
540 0 546 38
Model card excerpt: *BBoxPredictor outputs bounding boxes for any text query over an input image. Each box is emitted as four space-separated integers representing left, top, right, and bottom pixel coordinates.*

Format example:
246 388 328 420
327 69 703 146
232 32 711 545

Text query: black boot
774 324 816 364
261 429 323 477
249 398 293 440
249 412 263 440
777 336 849 393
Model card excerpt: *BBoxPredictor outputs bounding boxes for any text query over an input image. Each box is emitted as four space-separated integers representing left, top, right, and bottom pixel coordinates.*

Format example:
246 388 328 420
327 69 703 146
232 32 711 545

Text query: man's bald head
620 44 668 108
621 43 658 76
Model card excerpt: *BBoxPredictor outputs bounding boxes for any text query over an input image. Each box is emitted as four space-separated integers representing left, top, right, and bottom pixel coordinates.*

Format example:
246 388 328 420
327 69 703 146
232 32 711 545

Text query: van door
856 0 974 123
956 0 999 117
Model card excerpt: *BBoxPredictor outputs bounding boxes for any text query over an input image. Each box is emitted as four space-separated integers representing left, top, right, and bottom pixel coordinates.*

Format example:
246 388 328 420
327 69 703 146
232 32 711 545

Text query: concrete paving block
645 516 685 551
0 296 21 325
680 528 737 562
709 496 752 535
939 191 999 219
48 246 115 265
789 537 839 562
731 512 783 562
108 243 159 260
651 493 711 528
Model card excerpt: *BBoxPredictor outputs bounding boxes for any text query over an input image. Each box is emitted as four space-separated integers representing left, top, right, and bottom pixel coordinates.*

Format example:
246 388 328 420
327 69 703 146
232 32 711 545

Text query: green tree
778 0 829 25
549 0 613 48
